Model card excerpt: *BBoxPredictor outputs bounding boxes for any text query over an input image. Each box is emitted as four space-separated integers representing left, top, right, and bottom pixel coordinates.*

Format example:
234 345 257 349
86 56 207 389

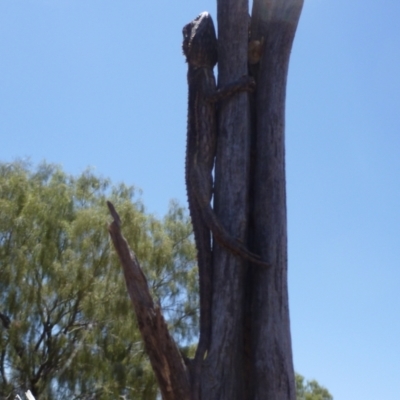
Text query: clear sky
1 1 399 399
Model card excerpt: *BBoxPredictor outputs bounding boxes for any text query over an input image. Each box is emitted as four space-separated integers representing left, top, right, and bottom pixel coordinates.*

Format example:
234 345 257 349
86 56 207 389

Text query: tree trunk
248 1 303 399
201 0 253 399
202 1 303 399
108 0 303 398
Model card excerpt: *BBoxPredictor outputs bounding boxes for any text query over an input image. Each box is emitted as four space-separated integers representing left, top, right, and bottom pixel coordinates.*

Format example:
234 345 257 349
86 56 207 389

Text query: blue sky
1 1 399 399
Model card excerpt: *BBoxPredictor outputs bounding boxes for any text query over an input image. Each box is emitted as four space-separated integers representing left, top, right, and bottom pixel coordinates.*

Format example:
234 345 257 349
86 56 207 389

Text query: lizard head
182 12 218 69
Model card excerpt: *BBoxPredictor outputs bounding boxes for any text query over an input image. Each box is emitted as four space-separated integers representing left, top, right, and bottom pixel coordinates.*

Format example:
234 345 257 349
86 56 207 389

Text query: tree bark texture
107 202 191 400
201 0 303 399
108 0 303 397
248 1 304 399
201 0 252 399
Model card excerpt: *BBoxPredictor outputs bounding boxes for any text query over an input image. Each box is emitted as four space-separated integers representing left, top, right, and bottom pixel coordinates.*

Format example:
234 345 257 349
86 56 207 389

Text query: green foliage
0 161 197 400
296 373 333 400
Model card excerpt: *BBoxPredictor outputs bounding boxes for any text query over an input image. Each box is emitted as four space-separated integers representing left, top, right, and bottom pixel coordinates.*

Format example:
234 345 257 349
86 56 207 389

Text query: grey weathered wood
107 0 303 396
201 0 252 399
248 1 304 399
107 201 191 400
201 0 303 399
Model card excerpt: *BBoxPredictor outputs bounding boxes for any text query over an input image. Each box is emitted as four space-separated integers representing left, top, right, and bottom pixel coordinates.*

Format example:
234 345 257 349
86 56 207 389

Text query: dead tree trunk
200 0 254 399
247 1 303 399
108 0 303 399
202 0 303 399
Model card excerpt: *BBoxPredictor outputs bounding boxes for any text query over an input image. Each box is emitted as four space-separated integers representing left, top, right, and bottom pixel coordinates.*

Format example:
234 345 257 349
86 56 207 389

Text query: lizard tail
191 176 270 267
199 201 270 267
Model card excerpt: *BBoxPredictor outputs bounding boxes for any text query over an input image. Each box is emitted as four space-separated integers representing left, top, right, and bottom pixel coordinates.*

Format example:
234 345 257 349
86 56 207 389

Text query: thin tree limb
106 201 191 400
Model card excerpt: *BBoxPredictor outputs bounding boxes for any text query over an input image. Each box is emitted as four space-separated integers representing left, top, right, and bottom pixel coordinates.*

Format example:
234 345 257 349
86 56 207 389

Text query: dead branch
107 201 191 400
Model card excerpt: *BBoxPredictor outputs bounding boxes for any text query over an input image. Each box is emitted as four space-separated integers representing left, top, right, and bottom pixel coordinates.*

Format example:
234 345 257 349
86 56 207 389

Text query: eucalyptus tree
296 374 333 400
0 161 197 399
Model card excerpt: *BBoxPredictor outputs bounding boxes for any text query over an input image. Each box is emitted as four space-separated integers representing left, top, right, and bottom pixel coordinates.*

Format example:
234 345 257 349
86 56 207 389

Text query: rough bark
200 0 303 399
248 1 304 399
107 201 191 400
201 0 252 399
107 0 303 397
